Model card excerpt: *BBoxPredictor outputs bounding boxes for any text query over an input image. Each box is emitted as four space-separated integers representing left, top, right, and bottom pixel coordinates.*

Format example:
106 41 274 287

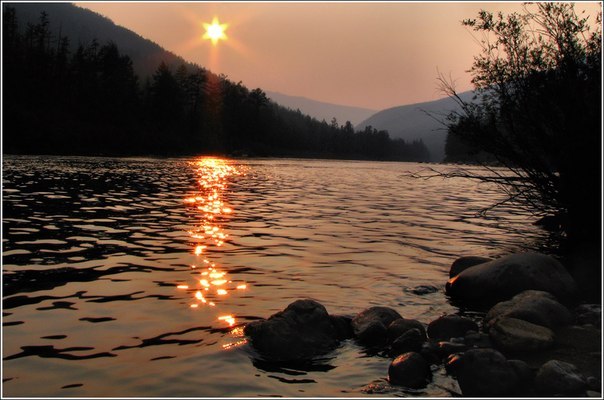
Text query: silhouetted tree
440 3 601 241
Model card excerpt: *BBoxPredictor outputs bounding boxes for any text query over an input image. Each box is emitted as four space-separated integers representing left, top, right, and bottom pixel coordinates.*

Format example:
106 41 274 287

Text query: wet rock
437 341 467 357
352 306 402 347
464 330 493 349
535 360 587 396
484 290 573 330
244 299 339 361
387 318 426 342
419 341 441 365
489 317 554 353
446 348 520 397
427 315 478 341
575 304 601 326
508 359 534 388
449 256 492 278
445 252 577 305
330 315 354 340
390 328 425 356
388 352 432 388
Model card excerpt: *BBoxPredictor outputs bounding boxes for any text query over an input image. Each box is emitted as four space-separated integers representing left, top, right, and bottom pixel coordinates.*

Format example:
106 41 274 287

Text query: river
2 155 550 397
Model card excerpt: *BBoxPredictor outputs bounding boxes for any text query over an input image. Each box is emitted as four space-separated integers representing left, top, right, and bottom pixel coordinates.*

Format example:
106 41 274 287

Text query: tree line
2 6 430 162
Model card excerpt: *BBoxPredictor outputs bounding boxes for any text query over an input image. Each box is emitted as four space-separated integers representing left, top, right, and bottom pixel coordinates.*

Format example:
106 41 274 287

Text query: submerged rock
489 317 554 353
535 360 587 396
388 352 432 388
244 299 339 361
427 315 478 341
446 252 577 305
351 306 402 347
446 348 520 397
484 290 573 330
449 256 492 278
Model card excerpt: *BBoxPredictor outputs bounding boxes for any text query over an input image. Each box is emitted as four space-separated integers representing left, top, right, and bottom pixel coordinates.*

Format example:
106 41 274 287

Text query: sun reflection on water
178 157 249 343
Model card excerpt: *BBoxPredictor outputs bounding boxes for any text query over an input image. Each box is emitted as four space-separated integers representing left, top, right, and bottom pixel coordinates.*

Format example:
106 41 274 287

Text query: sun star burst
203 17 228 45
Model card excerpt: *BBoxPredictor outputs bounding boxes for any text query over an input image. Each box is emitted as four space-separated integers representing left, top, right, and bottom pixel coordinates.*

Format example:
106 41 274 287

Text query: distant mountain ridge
357 91 475 162
9 2 198 77
265 91 378 127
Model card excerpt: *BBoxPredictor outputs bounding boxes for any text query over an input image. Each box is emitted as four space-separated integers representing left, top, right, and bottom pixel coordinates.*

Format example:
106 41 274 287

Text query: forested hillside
2 5 430 161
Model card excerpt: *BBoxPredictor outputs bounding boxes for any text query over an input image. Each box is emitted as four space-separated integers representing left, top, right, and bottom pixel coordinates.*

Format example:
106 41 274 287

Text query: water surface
2 156 549 397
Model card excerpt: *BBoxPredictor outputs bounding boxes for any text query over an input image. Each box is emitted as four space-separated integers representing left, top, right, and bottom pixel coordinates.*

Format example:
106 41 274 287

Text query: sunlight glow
203 17 228 45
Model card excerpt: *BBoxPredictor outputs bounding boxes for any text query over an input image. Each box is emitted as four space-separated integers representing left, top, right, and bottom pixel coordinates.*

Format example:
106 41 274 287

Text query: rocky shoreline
243 251 602 397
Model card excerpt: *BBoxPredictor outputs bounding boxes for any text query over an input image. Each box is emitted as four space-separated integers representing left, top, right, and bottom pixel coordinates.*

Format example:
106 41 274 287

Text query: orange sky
76 2 602 110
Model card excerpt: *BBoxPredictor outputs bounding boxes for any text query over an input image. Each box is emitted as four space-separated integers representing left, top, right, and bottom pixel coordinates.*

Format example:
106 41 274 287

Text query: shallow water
2 155 550 397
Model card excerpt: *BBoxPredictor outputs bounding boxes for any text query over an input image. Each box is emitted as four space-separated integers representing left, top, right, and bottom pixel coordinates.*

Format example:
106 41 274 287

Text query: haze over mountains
357 92 475 162
265 91 377 127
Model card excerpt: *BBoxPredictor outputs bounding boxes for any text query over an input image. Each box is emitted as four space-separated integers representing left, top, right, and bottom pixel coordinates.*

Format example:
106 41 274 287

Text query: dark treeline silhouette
3 6 430 162
439 3 601 243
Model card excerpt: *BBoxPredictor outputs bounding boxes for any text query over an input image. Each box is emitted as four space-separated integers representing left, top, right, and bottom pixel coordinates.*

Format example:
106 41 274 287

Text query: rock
446 348 520 397
587 390 602 397
387 318 426 342
489 317 554 353
535 360 587 396
243 299 339 361
464 330 493 348
437 341 467 357
427 315 479 340
446 252 577 305
508 359 534 387
390 328 425 356
586 376 601 391
408 285 439 295
419 341 441 365
388 352 432 388
575 304 601 326
484 290 573 330
330 315 354 340
351 306 402 347
450 256 492 278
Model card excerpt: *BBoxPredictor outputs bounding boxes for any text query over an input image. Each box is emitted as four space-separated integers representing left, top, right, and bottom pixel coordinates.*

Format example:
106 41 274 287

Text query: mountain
265 91 378 127
356 91 475 162
7 2 195 78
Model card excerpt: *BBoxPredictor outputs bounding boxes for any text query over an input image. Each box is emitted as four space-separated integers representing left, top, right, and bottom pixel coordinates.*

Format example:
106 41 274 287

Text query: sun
203 17 228 45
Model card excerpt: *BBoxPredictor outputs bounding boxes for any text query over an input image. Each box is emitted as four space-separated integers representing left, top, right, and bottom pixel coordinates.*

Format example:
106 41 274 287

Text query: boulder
489 317 554 353
387 318 426 342
446 252 577 305
388 352 432 388
390 328 425 356
244 299 339 361
535 360 587 396
427 315 478 340
449 256 492 278
484 290 573 330
351 306 402 347
445 348 520 397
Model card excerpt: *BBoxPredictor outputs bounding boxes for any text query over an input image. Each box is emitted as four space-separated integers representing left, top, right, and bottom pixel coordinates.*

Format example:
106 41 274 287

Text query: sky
76 1 602 110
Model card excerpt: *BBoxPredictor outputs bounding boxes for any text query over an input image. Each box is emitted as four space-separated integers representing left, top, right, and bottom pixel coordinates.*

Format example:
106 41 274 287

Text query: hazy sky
77 2 601 110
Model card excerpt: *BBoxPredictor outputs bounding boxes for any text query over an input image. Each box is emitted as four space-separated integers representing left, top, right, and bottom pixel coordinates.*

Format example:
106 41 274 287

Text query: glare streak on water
2 155 549 397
